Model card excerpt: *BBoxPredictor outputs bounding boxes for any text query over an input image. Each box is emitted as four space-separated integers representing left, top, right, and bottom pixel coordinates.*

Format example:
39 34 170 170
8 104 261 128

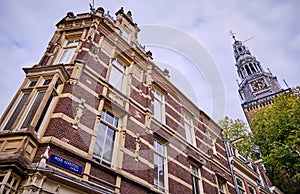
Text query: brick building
0 7 235 194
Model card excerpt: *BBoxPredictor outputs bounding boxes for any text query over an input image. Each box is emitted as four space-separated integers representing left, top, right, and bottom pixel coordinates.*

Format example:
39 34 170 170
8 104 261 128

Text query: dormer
115 7 140 45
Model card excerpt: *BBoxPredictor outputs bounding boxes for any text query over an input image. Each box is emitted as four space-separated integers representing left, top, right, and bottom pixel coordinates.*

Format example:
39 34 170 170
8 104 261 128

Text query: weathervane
229 30 236 41
89 0 96 14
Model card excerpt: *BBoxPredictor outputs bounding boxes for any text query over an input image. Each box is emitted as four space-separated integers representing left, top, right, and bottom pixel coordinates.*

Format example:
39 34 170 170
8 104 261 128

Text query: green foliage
251 90 300 193
218 116 255 159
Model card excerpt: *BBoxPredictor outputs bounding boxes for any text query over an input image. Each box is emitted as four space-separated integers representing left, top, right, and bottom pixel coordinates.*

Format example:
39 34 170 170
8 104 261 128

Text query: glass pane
66 39 79 47
237 178 243 187
154 100 162 122
0 175 4 182
29 80 37 87
114 59 125 72
185 124 192 143
4 93 30 130
12 178 18 188
154 90 162 101
8 176 13 185
109 65 124 91
59 47 76 64
190 165 198 176
158 156 164 187
21 91 45 128
192 176 200 194
94 123 106 157
103 127 115 163
249 187 255 194
43 79 52 86
155 141 164 155
105 111 114 126
35 95 53 132
218 181 224 191
154 154 159 185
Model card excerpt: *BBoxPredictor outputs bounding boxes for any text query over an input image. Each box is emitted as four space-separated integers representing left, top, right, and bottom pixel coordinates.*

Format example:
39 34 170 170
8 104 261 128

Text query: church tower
231 33 290 121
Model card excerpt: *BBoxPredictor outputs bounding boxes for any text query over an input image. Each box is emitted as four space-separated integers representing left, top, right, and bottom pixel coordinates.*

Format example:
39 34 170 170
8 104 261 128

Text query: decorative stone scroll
72 98 86 129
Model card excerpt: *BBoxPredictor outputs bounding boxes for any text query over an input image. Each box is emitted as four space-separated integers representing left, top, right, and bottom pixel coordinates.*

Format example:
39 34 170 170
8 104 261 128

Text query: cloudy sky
0 0 299 123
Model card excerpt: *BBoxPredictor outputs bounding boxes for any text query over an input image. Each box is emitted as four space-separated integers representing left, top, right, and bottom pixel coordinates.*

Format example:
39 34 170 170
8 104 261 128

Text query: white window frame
154 139 168 192
153 89 165 124
109 59 127 93
184 112 195 145
56 38 79 64
236 177 246 194
93 109 119 167
190 164 204 194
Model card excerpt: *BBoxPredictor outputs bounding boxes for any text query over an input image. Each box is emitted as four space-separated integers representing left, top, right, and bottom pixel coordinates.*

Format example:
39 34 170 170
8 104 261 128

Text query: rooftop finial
229 30 237 41
89 0 96 14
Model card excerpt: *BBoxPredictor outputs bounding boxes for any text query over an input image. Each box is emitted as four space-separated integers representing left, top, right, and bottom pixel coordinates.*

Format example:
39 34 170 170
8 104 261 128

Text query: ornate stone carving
134 133 141 161
108 93 124 107
72 98 85 129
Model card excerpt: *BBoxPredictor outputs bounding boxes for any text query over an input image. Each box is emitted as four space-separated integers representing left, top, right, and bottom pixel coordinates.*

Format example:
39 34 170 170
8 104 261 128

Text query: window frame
248 185 256 194
190 164 204 194
109 58 127 93
56 37 80 64
184 112 195 145
236 177 246 194
154 139 168 192
0 170 21 194
0 76 62 136
217 177 228 194
153 88 165 124
121 27 131 42
93 109 120 167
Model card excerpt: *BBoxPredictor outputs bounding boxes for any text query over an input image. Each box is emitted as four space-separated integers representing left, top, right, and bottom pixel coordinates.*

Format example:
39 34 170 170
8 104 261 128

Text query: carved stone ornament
72 99 86 129
108 93 124 107
134 133 141 161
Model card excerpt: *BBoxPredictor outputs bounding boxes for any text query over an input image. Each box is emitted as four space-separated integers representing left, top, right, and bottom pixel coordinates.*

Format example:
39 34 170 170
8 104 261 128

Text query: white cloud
0 0 299 122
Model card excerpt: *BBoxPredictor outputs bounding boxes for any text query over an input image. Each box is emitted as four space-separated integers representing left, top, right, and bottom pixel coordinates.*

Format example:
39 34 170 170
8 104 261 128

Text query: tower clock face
251 78 267 91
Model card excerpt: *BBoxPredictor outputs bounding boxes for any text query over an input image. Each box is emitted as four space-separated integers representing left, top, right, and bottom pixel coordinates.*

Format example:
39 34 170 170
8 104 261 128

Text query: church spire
231 33 285 121
231 34 263 80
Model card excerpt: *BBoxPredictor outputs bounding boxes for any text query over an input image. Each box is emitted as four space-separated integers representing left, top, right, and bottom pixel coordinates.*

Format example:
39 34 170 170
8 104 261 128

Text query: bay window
0 74 62 136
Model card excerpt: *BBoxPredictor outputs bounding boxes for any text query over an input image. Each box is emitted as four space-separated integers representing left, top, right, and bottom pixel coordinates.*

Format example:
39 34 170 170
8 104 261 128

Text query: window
248 186 256 194
121 28 130 42
154 140 167 192
109 59 126 92
0 77 60 135
190 164 203 194
217 178 227 194
236 177 246 194
184 112 195 145
57 38 79 64
93 109 118 166
153 89 164 123
0 171 21 194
